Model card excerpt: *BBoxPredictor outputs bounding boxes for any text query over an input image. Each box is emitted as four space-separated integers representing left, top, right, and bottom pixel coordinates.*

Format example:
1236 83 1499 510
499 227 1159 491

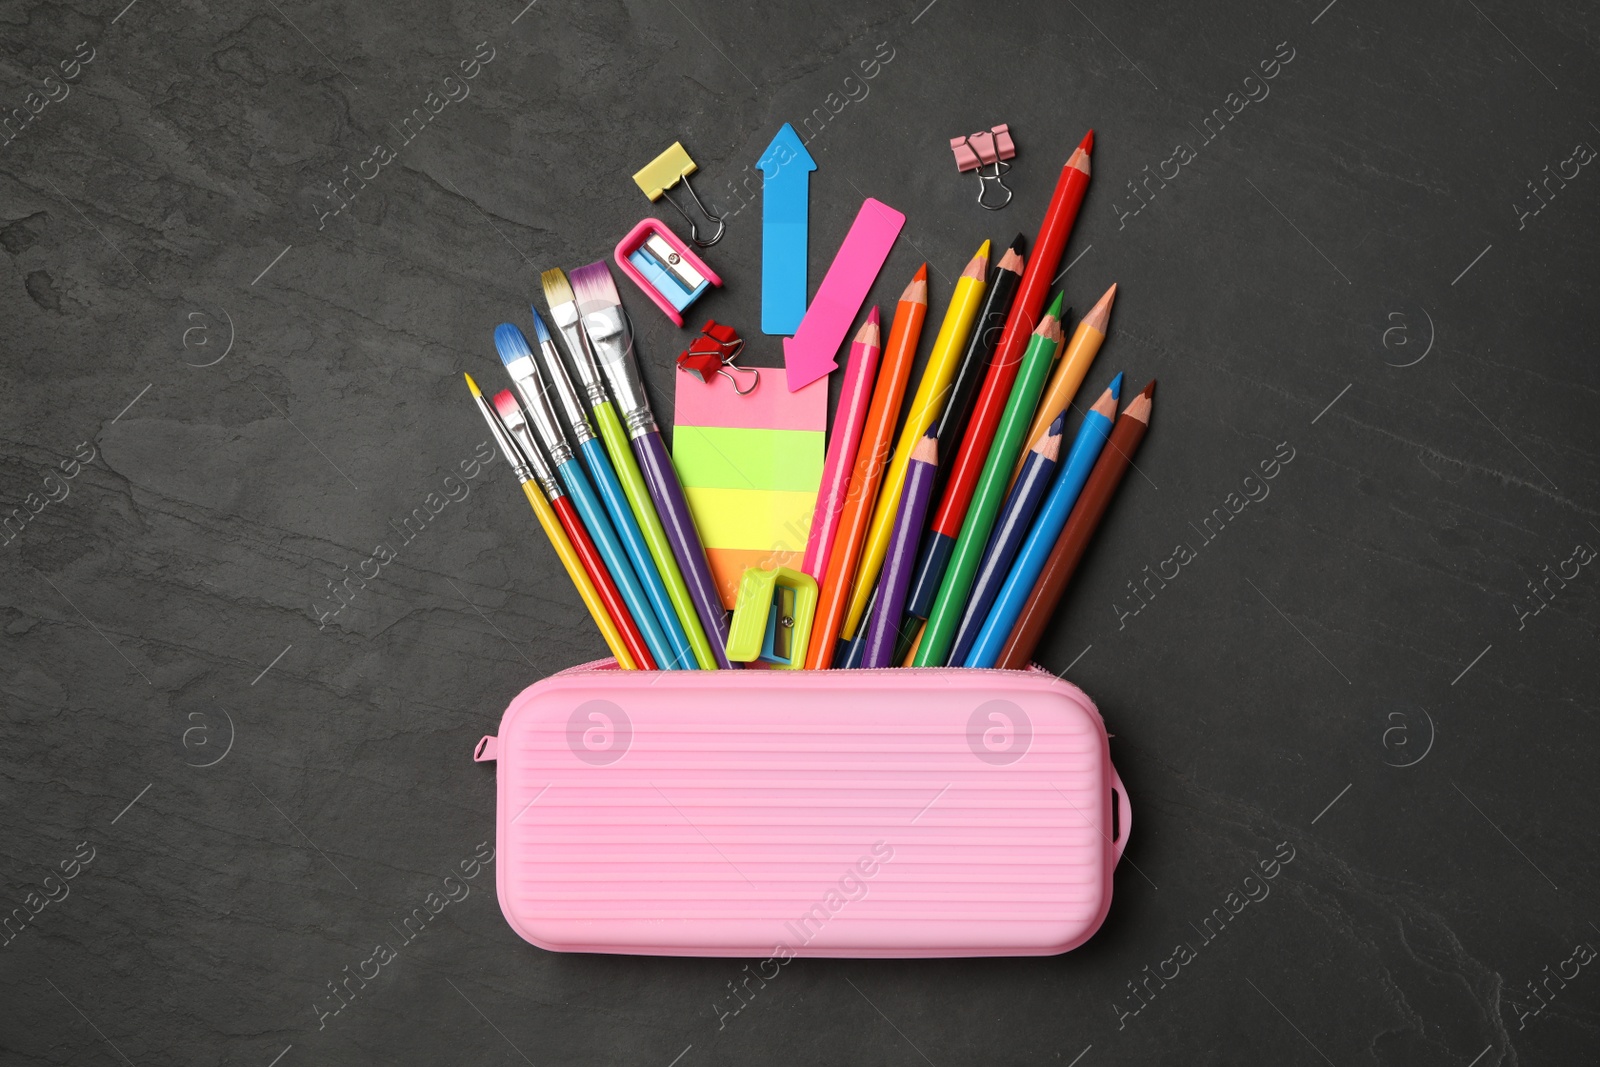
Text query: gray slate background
3 0 1597 1063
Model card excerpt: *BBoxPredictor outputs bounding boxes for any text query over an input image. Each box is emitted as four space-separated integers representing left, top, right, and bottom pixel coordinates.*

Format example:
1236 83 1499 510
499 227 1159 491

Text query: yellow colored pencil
841 241 990 640
1007 282 1116 491
465 373 636 668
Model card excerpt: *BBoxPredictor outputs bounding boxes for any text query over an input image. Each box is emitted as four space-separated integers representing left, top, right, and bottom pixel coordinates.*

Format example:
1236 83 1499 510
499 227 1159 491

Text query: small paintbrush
463 372 635 667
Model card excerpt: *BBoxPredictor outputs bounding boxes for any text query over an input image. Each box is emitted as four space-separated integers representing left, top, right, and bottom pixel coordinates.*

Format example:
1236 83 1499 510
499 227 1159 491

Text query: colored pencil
914 294 1066 667
804 266 929 668
571 262 734 668
541 268 714 668
802 309 881 582
463 373 636 668
947 407 1069 669
913 132 1093 631
492 388 657 670
967 378 1121 668
494 326 677 670
903 299 1069 626
993 380 1156 671
862 428 939 668
1007 282 1117 491
841 241 990 642
527 305 694 668
837 612 868 668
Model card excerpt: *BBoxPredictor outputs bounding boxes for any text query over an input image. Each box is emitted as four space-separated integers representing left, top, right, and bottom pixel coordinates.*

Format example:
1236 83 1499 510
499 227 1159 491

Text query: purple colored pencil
861 428 940 669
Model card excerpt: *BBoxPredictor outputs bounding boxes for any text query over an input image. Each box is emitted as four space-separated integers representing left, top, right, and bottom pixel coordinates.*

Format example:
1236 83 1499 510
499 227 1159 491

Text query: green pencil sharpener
724 566 817 669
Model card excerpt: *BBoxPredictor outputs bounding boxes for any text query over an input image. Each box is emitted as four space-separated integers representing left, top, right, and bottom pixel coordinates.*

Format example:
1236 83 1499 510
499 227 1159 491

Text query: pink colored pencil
801 309 881 580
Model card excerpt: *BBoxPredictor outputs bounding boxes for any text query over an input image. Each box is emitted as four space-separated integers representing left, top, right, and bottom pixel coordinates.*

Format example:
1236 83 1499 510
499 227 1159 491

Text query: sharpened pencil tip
1140 379 1156 399
1080 129 1095 153
902 267 929 305
1109 371 1124 399
854 313 880 346
1082 283 1118 335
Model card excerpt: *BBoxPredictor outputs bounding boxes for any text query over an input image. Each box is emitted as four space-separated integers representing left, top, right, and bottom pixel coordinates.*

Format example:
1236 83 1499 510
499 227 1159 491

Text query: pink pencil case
473 661 1130 958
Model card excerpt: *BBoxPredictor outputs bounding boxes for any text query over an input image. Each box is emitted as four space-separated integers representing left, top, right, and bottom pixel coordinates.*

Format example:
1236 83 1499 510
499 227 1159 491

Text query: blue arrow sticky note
759 123 816 336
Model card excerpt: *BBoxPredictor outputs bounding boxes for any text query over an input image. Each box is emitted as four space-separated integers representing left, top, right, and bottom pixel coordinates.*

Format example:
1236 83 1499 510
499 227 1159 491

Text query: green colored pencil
913 292 1066 667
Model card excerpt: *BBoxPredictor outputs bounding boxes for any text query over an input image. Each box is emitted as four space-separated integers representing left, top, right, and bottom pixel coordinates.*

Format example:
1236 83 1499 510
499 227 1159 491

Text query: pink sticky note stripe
672 370 828 432
782 198 904 392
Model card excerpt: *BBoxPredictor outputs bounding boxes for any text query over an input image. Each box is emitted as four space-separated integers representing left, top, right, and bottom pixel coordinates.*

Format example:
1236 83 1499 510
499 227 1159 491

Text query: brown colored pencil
994 380 1155 670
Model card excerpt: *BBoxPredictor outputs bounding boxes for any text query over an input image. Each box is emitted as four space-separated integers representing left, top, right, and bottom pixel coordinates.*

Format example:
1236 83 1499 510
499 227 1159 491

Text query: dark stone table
3 0 1595 1063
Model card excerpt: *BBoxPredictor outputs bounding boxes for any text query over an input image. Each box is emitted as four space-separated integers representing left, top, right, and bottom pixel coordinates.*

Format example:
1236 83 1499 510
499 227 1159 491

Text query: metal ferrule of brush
549 305 610 409
535 338 595 444
582 306 656 436
504 418 562 499
474 394 534 484
511 374 576 469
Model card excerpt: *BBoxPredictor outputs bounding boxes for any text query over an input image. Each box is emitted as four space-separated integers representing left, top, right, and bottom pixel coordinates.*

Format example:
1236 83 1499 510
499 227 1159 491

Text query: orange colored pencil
805 266 929 668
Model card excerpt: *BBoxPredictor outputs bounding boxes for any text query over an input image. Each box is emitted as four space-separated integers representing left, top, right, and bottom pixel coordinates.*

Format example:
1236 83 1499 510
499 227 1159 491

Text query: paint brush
463 372 635 668
568 260 733 669
541 267 716 670
494 325 674 669
491 387 656 669
515 313 695 668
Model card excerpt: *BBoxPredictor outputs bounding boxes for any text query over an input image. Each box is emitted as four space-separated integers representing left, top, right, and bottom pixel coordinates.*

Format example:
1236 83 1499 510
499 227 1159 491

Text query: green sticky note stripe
672 426 824 492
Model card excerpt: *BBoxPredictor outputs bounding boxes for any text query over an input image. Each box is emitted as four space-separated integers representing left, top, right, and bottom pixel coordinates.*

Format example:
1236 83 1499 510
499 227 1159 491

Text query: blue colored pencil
947 406 1071 668
964 377 1122 669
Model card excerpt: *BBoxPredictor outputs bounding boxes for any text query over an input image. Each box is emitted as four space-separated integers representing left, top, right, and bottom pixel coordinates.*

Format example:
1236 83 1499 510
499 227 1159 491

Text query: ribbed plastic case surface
473 661 1130 958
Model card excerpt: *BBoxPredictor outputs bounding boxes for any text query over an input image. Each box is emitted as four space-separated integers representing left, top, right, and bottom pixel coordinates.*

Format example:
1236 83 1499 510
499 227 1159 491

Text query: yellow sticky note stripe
672 427 824 492
683 487 814 551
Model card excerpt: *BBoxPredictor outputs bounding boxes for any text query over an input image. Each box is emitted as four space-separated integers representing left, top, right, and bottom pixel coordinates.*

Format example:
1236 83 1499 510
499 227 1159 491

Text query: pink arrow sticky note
782 197 904 392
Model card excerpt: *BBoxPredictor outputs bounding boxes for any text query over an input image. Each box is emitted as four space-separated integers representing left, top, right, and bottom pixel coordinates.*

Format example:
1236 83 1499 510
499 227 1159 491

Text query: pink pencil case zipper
473 661 1130 958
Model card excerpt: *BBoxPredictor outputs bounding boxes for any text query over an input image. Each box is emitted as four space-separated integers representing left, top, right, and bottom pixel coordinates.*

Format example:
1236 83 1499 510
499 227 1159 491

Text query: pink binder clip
949 123 1017 210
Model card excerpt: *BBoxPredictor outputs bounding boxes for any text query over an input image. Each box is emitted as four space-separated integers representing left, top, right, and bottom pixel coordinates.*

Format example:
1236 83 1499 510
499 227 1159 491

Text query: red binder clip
950 123 1017 210
676 320 760 395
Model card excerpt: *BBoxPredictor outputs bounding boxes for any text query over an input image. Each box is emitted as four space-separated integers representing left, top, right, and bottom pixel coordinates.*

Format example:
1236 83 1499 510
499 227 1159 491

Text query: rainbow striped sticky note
672 372 827 609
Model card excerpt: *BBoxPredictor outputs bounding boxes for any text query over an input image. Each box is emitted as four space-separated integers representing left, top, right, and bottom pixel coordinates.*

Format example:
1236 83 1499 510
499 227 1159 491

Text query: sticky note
672 373 827 608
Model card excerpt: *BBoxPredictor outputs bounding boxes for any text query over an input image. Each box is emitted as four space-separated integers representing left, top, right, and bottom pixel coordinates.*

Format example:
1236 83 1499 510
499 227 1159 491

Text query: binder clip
676 320 759 394
614 219 723 328
633 141 726 247
950 124 1016 210
725 565 816 669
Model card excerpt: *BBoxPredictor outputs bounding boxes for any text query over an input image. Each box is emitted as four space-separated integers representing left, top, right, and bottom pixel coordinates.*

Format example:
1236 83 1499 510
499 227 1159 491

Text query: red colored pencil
549 494 657 669
919 131 1093 579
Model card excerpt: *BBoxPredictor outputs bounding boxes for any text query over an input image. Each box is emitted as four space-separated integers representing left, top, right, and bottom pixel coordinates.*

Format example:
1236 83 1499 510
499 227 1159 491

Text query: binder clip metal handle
634 141 726 247
677 320 760 395
950 124 1017 211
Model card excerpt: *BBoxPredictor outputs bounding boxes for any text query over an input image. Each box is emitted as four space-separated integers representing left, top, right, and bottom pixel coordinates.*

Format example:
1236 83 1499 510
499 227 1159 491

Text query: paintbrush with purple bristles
567 261 734 668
